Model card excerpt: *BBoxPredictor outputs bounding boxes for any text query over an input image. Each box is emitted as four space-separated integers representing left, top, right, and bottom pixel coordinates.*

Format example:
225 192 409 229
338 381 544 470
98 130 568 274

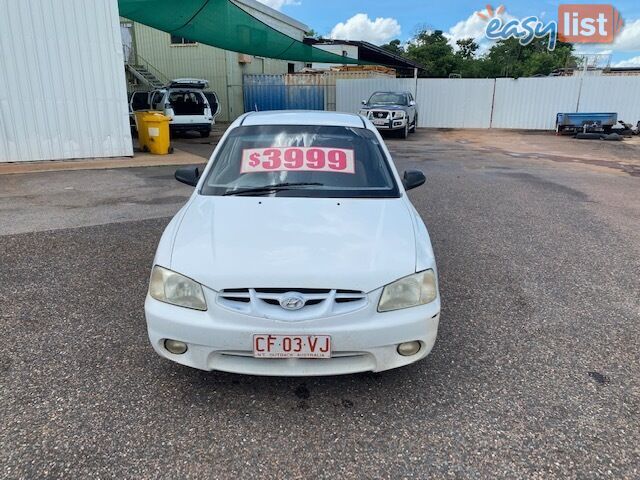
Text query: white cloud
613 55 640 67
329 13 401 45
255 0 300 11
611 19 640 51
566 18 640 63
443 7 517 54
446 12 493 45
444 6 640 58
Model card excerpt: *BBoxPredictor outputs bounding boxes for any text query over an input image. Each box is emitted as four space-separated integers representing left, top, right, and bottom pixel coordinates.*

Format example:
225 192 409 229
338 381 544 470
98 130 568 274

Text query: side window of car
131 92 150 111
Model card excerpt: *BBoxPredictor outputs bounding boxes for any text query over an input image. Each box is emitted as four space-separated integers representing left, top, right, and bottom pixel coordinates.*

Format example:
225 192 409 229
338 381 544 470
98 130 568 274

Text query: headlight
392 111 406 118
358 110 369 117
149 266 207 311
378 270 437 312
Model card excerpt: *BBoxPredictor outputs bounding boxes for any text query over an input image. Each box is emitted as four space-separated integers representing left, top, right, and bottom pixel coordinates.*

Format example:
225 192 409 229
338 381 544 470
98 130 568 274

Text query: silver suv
358 91 418 139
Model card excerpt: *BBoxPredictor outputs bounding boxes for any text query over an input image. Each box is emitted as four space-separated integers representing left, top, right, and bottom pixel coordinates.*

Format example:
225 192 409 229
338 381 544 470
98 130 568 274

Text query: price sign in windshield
241 147 355 174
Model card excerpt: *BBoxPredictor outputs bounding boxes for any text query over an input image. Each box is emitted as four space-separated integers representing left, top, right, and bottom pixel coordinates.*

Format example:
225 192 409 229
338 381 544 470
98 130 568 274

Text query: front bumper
145 288 440 376
169 123 212 133
370 117 408 131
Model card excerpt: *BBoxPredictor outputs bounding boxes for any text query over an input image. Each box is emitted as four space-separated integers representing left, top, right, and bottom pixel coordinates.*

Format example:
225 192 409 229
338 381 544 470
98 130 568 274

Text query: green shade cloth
119 0 364 64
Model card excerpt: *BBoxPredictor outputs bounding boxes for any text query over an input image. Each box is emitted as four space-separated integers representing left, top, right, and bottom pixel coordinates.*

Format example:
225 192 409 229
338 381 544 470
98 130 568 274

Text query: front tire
410 114 418 133
399 123 409 139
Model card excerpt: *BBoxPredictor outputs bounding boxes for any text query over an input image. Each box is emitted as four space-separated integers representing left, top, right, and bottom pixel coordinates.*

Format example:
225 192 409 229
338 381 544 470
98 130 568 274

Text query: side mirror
175 166 200 187
361 100 367 105
402 170 426 191
409 100 416 107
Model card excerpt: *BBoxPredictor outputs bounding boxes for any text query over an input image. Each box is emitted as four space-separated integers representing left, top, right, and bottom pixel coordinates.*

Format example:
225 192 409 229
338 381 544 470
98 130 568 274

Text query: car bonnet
170 195 417 293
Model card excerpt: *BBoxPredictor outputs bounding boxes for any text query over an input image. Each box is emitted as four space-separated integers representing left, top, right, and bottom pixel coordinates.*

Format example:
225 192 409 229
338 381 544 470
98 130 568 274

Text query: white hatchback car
145 111 440 376
145 79 219 137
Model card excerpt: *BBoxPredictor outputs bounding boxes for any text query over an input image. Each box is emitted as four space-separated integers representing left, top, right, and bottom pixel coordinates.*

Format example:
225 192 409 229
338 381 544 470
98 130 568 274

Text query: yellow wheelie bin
135 111 171 155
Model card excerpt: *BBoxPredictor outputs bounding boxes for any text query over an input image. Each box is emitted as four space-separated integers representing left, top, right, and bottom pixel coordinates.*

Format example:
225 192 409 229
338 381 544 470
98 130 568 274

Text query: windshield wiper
223 182 324 196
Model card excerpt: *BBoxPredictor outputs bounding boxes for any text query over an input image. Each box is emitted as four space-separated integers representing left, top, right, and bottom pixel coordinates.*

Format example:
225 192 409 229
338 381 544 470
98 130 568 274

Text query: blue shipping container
243 75 324 112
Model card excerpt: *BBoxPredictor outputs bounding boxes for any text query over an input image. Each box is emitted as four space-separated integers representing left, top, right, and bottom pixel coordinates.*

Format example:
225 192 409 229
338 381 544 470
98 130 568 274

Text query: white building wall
0 0 133 162
312 44 359 70
129 0 308 122
232 0 308 40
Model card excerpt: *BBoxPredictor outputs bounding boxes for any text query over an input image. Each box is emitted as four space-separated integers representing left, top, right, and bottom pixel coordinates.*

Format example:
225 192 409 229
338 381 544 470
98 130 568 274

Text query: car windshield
201 125 400 198
368 93 406 105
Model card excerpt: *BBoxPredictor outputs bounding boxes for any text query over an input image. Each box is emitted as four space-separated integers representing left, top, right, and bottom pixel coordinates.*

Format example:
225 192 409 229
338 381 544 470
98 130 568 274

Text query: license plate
253 335 331 359
373 119 388 126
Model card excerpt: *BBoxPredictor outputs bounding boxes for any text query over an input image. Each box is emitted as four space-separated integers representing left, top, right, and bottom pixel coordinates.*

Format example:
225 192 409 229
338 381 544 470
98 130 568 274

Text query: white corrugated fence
336 76 640 130
417 79 496 128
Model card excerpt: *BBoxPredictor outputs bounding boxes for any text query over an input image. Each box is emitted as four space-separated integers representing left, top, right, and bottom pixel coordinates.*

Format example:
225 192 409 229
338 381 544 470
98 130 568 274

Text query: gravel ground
1 130 639 478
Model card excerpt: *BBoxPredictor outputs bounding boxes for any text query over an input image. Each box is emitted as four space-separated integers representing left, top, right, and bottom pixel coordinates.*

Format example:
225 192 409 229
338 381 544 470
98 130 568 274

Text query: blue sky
260 0 640 66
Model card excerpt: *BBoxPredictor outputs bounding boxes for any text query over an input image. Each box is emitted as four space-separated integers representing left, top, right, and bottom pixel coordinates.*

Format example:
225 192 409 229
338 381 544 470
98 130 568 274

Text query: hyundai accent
145 111 440 376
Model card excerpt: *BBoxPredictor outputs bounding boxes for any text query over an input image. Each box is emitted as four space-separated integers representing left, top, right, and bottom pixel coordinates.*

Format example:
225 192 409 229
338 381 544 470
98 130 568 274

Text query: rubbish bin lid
138 111 170 122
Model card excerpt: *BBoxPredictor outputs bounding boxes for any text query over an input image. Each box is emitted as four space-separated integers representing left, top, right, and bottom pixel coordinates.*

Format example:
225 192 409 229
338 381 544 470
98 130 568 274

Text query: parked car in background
129 79 220 138
358 91 418 139
145 110 440 376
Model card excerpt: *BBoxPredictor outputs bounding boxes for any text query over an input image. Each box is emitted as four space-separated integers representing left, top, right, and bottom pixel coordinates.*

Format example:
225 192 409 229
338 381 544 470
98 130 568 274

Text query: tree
381 39 405 56
480 38 576 78
380 28 577 79
456 38 479 60
305 29 322 40
406 30 459 78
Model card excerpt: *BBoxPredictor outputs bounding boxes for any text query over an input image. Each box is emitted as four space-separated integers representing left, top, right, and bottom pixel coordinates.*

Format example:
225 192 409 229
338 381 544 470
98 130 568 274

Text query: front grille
256 288 331 294
218 288 368 320
372 111 389 119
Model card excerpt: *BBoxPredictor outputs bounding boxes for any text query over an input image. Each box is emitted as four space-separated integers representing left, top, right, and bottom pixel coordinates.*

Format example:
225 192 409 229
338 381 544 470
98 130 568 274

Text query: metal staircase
126 64 165 89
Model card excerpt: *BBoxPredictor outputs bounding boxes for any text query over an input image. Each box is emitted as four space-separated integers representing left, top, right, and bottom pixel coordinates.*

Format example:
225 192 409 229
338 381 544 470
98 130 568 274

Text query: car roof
371 91 411 95
241 111 366 129
169 78 208 89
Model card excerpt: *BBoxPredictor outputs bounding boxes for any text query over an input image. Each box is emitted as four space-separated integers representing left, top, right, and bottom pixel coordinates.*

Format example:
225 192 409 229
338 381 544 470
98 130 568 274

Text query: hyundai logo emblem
279 293 306 311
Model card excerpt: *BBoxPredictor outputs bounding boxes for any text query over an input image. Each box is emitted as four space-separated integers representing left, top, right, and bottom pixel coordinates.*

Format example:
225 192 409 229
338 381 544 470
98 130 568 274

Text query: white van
130 79 220 138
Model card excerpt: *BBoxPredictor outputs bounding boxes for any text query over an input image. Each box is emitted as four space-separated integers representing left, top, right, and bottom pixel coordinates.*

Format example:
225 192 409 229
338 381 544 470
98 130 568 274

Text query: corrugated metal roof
305 39 425 71
232 0 309 33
